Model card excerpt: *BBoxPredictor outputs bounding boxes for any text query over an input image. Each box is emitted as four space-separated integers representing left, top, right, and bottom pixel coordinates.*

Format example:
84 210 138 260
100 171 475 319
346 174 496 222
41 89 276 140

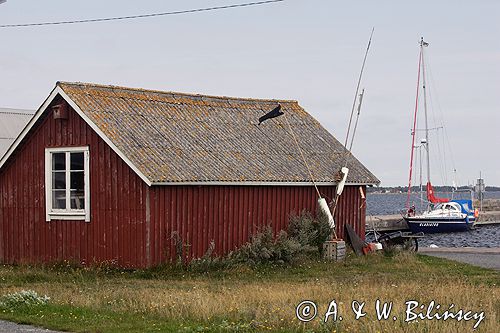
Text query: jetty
366 198 500 232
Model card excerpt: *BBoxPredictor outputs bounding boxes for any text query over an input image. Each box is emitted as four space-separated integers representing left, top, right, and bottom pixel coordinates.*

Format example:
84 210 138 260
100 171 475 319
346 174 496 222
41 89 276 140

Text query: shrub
227 210 331 266
188 241 228 272
288 210 332 255
228 227 286 265
186 210 332 269
0 290 50 309
229 227 312 265
272 230 307 263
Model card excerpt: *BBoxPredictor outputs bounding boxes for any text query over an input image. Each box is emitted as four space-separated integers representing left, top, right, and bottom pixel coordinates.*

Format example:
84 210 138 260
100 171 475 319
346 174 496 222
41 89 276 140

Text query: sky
0 0 498 186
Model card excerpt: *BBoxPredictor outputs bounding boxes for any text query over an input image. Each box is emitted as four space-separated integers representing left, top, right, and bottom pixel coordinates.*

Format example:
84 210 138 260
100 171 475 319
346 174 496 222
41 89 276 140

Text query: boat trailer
377 231 424 252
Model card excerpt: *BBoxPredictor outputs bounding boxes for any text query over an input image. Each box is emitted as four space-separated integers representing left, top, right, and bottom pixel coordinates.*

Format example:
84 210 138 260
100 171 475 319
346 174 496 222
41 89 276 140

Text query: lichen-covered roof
0 108 34 159
58 82 379 185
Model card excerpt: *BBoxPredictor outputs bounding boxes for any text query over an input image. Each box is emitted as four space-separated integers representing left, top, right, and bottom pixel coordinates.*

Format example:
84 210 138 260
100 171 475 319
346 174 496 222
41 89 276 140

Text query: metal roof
57 82 379 185
0 108 34 158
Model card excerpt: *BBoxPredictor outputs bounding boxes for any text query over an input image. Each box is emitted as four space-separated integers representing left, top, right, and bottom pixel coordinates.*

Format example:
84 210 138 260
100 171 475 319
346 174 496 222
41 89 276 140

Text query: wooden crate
323 240 346 261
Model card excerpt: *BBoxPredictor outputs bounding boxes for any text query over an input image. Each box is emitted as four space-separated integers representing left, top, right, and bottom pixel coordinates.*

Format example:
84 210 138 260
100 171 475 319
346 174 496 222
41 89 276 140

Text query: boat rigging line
282 111 322 199
331 28 374 219
348 89 365 151
406 38 424 210
421 38 431 195
343 27 374 151
283 111 338 236
256 104 321 198
414 126 443 131
257 104 335 234
258 28 375 239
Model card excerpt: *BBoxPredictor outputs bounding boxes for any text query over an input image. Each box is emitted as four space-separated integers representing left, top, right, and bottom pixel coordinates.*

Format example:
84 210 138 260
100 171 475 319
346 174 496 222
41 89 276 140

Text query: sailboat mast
405 42 423 210
421 37 431 185
419 37 449 205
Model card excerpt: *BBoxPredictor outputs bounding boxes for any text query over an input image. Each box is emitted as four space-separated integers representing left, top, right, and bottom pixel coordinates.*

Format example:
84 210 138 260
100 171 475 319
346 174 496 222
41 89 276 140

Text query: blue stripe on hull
404 218 472 233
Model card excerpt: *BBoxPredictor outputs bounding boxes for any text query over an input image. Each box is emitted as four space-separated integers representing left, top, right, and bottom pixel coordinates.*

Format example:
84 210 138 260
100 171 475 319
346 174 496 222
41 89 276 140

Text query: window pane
70 152 84 171
70 171 84 191
52 171 66 189
52 190 66 209
52 153 65 171
70 171 85 210
70 190 85 209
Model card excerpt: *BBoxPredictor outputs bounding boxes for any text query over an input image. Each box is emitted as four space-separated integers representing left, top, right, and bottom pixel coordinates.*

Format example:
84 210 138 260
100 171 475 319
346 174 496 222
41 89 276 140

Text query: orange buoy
474 208 479 218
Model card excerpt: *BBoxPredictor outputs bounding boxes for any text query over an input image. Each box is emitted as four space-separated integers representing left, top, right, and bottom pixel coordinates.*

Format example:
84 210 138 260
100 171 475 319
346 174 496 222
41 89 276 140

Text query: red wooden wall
0 96 366 268
146 185 365 266
0 97 149 267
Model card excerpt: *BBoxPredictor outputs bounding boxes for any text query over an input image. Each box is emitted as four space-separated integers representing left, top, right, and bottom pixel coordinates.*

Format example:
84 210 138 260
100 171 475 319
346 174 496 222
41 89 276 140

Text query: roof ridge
0 108 35 116
57 81 299 104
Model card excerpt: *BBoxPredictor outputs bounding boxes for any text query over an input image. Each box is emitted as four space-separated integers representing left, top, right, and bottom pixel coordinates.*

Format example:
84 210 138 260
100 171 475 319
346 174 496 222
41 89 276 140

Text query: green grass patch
0 303 183 333
0 253 498 332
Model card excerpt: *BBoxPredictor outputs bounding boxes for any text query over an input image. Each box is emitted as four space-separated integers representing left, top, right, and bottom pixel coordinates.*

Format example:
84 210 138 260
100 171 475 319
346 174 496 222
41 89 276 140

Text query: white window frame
45 147 90 222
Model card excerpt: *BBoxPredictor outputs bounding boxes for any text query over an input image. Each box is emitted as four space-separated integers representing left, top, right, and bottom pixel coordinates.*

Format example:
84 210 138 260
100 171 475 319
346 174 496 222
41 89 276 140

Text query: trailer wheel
381 237 418 253
404 238 418 252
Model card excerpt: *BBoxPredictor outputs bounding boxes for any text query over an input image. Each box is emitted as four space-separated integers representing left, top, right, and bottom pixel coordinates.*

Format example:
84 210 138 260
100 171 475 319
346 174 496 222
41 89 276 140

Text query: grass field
0 252 498 332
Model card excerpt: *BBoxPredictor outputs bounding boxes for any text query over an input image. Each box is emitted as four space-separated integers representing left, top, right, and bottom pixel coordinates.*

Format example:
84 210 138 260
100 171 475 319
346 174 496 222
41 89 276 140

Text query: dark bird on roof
258 104 284 125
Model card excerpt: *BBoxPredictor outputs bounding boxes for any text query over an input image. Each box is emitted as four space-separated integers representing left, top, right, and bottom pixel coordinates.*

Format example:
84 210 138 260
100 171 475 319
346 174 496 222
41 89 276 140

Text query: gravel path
0 320 64 333
419 247 500 270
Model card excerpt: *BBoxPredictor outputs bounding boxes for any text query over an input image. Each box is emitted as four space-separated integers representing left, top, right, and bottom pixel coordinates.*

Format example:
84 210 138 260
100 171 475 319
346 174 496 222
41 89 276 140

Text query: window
45 147 90 221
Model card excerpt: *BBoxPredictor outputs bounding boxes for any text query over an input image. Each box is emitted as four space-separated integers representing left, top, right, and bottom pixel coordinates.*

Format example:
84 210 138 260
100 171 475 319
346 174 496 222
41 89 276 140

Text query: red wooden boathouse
0 82 378 268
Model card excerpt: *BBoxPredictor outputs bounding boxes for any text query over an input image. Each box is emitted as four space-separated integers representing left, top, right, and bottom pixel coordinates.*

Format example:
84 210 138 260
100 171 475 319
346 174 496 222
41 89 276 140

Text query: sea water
366 192 500 248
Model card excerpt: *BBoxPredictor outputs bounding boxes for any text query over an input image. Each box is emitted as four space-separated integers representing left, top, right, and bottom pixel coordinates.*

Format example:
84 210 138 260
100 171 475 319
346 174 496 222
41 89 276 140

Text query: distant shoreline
368 186 500 194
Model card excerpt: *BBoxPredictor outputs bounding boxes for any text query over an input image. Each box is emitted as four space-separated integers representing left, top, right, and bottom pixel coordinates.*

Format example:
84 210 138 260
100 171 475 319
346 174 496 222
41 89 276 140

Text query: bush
226 210 331 266
0 290 50 309
188 241 228 272
288 210 332 255
186 210 333 270
227 227 303 265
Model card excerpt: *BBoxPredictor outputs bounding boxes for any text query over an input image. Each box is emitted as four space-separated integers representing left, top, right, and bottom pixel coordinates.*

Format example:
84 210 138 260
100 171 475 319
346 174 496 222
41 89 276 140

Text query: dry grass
0 253 499 332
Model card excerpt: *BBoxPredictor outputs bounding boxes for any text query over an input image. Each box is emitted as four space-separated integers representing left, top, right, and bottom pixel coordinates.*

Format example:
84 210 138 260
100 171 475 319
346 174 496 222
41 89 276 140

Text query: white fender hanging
336 167 349 196
318 197 335 229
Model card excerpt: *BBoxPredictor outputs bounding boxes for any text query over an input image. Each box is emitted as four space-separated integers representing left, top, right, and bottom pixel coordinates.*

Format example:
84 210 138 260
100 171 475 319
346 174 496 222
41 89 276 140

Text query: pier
366 214 408 232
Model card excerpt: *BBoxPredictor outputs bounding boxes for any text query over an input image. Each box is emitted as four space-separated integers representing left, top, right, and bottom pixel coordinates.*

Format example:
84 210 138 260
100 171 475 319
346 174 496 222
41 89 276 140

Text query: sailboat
403 38 476 233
